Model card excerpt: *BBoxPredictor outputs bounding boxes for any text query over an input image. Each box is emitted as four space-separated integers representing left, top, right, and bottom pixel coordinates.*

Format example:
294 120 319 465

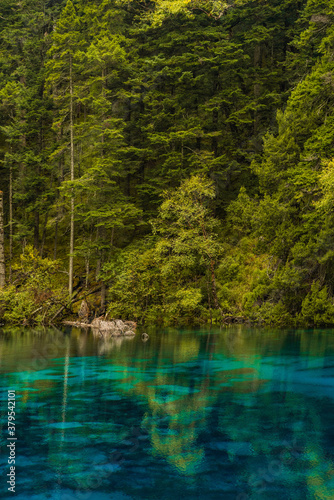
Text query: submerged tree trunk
0 191 6 288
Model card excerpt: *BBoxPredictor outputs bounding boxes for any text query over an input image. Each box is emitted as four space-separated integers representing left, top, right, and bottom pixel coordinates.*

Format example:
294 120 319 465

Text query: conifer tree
0 0 56 260
45 0 84 295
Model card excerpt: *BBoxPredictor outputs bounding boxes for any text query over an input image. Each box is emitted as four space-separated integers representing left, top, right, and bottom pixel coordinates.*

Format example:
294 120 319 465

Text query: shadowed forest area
1 0 334 326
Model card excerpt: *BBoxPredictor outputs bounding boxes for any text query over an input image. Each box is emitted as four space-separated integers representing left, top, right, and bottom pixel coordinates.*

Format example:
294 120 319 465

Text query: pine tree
45 0 84 296
0 0 56 263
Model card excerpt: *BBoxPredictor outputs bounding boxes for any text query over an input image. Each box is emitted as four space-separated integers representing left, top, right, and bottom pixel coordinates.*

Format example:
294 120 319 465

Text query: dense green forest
0 0 334 327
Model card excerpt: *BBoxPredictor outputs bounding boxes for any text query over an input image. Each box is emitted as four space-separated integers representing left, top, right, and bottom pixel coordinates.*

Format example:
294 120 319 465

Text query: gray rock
63 317 136 337
90 318 136 337
78 300 89 321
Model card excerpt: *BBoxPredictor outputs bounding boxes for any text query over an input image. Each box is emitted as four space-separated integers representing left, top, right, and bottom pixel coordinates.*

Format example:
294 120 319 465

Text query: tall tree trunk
54 218 58 260
0 191 6 288
40 212 48 258
100 283 106 312
54 155 63 260
212 109 218 157
69 54 75 296
209 258 219 309
34 210 40 251
9 164 12 282
253 44 261 137
199 217 221 314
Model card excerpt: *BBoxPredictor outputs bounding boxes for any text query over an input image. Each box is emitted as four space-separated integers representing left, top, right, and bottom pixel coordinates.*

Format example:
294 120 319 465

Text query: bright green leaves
153 175 220 273
298 281 334 327
119 0 245 26
107 175 221 324
0 245 65 325
86 35 126 67
317 159 334 213
45 1 84 118
48 0 82 58
147 0 230 25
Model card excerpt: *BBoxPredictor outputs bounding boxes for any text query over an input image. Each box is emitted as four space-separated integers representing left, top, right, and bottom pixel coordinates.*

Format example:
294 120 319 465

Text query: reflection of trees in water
0 327 333 495
114 329 334 495
112 330 277 477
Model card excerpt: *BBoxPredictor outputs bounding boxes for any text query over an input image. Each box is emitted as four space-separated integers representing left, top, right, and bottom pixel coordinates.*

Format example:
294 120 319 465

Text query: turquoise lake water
0 326 334 500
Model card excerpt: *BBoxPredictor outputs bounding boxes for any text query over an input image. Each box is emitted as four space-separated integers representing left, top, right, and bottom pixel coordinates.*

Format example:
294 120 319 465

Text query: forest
0 0 334 327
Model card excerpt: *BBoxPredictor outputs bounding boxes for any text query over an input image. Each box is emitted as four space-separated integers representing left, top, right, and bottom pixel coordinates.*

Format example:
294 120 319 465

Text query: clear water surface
0 326 334 500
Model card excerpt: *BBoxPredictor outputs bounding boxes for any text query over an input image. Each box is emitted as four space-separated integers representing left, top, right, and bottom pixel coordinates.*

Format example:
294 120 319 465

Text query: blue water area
0 326 334 500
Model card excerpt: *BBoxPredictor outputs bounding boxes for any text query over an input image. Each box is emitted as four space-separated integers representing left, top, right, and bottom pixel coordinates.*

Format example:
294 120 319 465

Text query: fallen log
51 285 102 323
63 320 90 328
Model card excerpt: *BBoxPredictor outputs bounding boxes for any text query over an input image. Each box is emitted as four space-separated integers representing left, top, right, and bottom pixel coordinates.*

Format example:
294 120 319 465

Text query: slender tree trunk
100 80 107 311
9 164 12 282
212 109 218 157
69 53 75 296
54 218 58 260
100 283 106 312
207 279 212 326
34 211 40 251
102 67 105 142
0 191 6 288
253 44 261 137
40 212 48 258
209 258 219 309
85 257 89 289
199 217 221 314
54 155 63 260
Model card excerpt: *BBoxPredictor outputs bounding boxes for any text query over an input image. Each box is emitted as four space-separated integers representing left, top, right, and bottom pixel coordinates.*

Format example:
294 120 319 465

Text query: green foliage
106 175 220 324
105 242 207 325
0 246 65 325
298 282 334 327
5 0 334 327
103 242 163 323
